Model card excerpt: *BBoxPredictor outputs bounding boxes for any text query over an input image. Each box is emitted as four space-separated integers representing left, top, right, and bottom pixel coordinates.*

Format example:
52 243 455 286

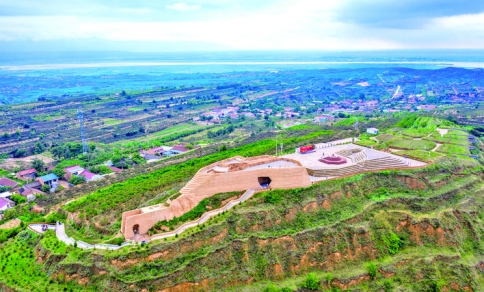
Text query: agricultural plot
103 118 124 125
436 144 471 155
395 149 443 162
387 139 436 150
425 130 470 145
375 134 396 143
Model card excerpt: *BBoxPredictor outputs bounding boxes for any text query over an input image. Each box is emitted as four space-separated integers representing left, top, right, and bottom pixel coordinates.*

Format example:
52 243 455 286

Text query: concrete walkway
151 188 259 241
28 222 130 250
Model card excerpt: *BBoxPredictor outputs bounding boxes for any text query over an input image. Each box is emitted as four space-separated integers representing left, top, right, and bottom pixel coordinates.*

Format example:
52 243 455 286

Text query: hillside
1 156 483 291
0 115 483 291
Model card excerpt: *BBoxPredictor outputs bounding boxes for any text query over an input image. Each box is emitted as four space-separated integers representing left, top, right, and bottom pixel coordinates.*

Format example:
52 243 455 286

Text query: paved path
28 222 130 250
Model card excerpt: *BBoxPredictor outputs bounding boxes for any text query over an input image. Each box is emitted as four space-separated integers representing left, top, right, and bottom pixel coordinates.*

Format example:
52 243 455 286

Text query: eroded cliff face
38 172 484 291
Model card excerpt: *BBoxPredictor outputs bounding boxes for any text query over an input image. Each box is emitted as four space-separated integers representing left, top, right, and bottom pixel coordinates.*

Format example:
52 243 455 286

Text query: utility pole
77 110 88 155
275 127 278 156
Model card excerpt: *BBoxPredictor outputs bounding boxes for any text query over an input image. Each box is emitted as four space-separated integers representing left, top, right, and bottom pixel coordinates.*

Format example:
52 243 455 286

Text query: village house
0 197 14 212
19 181 42 193
314 115 335 123
285 112 300 118
64 165 102 182
0 191 12 200
367 128 379 135
16 168 37 181
36 173 59 188
163 144 190 156
144 154 162 163
0 177 18 191
140 146 172 158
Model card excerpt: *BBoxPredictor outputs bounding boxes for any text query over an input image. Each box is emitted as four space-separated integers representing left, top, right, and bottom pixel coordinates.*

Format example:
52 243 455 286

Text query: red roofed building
171 144 190 154
16 168 37 181
0 177 18 190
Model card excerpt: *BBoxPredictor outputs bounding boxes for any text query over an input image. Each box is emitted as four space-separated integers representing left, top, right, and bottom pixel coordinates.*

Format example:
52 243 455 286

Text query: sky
0 0 484 52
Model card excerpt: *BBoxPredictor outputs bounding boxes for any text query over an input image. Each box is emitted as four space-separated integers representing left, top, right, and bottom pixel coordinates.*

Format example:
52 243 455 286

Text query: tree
0 186 11 193
367 262 379 279
89 165 113 175
52 167 65 179
69 175 86 185
32 158 45 172
41 184 51 192
13 149 27 158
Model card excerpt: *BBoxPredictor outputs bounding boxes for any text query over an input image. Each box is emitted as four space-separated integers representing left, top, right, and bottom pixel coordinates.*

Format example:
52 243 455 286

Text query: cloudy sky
1 0 484 52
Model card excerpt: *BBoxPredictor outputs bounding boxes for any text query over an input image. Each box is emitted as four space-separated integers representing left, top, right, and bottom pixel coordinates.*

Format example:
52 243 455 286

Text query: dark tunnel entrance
258 177 272 188
133 224 139 235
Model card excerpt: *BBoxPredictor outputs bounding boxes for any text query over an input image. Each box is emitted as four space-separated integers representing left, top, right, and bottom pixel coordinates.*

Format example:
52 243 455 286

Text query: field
394 149 444 162
436 144 471 155
387 139 436 150
103 118 124 125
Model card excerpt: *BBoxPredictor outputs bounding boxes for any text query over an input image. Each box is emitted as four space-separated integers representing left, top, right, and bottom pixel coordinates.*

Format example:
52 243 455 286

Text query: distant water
0 50 483 103
0 50 484 71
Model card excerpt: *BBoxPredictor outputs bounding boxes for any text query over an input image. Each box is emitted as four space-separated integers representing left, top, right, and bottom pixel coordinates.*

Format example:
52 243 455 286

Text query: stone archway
133 224 140 235
258 177 272 188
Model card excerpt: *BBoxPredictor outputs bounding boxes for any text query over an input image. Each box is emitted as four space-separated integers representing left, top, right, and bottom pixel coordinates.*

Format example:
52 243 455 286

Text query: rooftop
0 177 18 188
17 168 37 176
0 198 10 209
39 173 59 182
65 165 84 173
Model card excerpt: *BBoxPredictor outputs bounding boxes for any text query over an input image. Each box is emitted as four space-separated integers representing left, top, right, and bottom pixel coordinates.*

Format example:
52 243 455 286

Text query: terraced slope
13 156 484 292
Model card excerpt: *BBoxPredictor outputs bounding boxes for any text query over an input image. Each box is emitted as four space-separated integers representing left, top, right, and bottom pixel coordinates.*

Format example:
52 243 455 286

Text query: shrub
41 184 51 193
264 192 281 204
367 262 379 279
69 175 86 185
10 194 27 205
302 272 319 290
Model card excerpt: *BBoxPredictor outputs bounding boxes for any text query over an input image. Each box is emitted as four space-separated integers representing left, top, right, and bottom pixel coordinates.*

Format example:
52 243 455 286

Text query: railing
28 221 131 250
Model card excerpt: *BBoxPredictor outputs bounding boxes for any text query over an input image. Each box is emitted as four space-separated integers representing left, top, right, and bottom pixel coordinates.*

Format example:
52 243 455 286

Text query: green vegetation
0 114 483 291
394 149 443 162
103 118 124 125
436 144 470 155
397 116 452 138
0 230 89 291
302 272 319 290
151 192 240 232
387 139 436 150
335 116 363 127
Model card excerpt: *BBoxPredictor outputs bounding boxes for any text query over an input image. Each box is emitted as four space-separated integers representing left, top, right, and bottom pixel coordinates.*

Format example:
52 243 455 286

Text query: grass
387 139 436 150
394 150 443 162
103 118 124 125
335 116 364 127
436 144 470 155
127 107 144 111
425 131 470 145
375 134 396 143
0 230 89 291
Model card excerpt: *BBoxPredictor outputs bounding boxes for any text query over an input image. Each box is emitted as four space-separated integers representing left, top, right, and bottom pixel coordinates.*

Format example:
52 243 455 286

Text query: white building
367 128 379 135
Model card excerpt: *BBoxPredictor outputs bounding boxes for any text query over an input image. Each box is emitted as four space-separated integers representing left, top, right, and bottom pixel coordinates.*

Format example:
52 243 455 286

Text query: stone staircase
353 149 368 167
179 173 210 196
308 155 409 177
335 148 353 157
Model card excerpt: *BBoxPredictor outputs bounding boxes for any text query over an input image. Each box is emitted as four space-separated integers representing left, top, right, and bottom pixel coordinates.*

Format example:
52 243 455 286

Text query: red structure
299 145 315 153
319 154 347 165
